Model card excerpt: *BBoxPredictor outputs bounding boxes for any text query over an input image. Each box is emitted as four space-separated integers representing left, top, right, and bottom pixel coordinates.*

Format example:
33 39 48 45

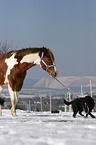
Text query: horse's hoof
12 112 17 116
10 111 17 116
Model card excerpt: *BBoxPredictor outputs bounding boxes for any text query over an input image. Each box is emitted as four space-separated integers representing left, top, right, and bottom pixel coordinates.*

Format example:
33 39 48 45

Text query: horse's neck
20 62 36 72
20 52 41 65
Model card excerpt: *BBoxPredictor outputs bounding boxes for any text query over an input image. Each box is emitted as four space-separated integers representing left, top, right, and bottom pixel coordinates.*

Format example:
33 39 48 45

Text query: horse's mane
15 47 45 58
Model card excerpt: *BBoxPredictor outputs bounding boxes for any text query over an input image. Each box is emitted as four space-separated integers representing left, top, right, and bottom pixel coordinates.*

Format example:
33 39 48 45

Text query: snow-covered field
0 110 96 145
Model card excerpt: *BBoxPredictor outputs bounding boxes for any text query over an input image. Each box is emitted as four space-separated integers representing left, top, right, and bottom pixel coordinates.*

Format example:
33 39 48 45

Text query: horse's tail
63 99 73 106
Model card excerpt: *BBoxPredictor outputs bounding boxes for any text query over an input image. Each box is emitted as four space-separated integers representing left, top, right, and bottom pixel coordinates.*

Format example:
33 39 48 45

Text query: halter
40 52 56 71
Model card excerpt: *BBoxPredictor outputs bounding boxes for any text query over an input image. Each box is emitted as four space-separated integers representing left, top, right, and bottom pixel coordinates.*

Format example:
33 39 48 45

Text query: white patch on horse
20 53 41 65
4 53 18 84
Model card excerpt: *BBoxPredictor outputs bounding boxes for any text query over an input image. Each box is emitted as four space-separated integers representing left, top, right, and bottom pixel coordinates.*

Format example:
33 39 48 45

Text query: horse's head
40 47 57 78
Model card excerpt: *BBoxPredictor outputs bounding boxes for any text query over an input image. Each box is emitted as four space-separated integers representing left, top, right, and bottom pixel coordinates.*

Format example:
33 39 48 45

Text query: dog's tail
63 99 72 105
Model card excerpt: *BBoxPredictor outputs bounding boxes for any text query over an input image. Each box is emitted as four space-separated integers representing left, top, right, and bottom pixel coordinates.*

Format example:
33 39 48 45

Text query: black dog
64 96 95 118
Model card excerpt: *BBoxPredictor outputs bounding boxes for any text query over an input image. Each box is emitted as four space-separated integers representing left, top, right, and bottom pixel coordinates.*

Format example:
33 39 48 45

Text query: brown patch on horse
8 62 36 91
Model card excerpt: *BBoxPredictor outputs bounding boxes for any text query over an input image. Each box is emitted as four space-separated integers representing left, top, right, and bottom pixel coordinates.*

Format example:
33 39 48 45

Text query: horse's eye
48 58 51 61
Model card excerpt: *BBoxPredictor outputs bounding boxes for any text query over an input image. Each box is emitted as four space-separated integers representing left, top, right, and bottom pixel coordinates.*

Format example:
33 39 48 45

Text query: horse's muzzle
51 71 57 78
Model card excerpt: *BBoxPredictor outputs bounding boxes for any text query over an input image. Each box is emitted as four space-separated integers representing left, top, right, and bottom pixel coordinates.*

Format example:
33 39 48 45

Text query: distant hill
33 76 96 89
22 78 38 89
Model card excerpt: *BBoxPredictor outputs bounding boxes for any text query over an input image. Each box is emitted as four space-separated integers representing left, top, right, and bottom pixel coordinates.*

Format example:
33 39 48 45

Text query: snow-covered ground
0 110 96 145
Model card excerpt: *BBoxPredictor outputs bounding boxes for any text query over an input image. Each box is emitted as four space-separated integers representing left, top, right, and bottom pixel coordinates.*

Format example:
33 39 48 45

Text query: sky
0 0 96 80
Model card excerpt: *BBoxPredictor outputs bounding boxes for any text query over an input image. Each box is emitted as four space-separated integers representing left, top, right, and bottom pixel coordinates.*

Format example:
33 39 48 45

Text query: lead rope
41 52 74 95
53 77 74 96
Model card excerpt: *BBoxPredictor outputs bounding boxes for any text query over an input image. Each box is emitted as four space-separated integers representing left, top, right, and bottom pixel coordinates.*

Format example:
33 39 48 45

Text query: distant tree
0 40 13 54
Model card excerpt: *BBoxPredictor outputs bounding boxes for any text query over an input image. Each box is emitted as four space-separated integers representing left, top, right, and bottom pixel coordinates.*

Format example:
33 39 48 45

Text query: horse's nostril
50 70 57 78
51 73 56 78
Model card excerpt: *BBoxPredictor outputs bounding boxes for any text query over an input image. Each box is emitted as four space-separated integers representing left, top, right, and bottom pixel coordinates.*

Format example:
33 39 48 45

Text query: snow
0 110 96 145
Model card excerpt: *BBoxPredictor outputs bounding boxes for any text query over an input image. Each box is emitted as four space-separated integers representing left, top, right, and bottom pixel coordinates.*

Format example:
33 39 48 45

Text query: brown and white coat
0 47 57 116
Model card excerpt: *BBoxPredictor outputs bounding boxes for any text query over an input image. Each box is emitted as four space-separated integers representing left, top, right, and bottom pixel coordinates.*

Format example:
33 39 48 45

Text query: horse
0 46 57 116
64 96 95 118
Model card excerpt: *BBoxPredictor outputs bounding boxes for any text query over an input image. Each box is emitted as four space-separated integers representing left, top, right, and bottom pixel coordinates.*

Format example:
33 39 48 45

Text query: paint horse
0 47 57 116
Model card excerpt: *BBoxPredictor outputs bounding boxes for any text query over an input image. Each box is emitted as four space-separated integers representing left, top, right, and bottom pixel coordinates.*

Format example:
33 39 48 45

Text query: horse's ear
42 46 48 53
39 46 46 57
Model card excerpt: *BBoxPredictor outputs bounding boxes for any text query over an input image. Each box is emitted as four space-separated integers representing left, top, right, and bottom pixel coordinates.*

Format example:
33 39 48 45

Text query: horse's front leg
10 92 19 116
8 85 19 116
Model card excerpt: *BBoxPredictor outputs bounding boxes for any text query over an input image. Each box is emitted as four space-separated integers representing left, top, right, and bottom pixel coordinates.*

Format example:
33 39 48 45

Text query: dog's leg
79 111 84 117
89 112 95 118
73 113 76 118
72 106 78 118
73 111 78 118
85 113 88 118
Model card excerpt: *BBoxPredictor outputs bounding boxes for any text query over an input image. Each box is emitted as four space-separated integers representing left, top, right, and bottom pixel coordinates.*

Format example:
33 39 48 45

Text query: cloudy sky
0 0 96 80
